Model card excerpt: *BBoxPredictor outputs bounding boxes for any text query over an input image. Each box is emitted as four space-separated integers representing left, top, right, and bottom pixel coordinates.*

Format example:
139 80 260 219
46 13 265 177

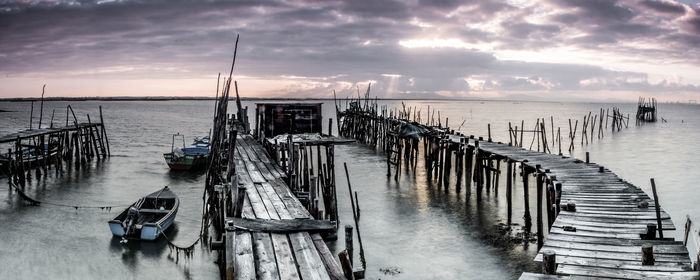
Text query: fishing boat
108 186 179 241
163 134 210 170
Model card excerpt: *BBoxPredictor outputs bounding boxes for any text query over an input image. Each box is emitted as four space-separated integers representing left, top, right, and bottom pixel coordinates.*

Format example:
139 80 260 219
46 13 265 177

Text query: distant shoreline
0 96 645 104
0 96 473 102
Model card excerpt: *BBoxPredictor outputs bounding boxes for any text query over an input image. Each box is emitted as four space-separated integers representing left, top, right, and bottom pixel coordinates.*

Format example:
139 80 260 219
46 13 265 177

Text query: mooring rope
3 171 129 210
4 168 216 259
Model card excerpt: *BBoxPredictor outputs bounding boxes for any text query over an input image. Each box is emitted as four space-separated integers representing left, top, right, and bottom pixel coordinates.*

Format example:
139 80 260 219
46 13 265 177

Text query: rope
3 170 129 210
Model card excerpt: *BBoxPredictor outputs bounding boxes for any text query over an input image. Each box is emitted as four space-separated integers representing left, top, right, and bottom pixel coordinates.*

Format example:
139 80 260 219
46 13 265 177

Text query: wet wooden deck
224 134 344 280
458 138 699 279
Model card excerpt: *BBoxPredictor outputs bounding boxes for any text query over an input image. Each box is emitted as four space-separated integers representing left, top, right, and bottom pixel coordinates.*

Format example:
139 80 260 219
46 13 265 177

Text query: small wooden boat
108 186 179 241
163 134 210 170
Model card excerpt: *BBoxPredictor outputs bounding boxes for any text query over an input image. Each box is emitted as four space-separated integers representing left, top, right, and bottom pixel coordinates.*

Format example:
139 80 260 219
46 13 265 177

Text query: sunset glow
0 0 699 101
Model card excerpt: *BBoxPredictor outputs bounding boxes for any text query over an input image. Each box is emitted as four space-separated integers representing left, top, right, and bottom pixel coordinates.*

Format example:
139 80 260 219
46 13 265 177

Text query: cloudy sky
1 0 700 101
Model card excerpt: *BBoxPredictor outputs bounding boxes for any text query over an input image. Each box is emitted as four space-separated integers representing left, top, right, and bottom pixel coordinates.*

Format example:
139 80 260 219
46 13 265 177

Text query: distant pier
337 96 699 279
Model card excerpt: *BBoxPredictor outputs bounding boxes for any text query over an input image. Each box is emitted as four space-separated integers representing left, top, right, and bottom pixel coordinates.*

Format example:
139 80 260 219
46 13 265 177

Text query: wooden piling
650 178 663 239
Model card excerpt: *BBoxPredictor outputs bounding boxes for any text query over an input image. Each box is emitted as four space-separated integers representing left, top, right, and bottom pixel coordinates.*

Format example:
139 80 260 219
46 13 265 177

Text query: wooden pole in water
345 225 354 266
536 168 544 249
523 162 532 232
343 162 366 269
99 106 110 155
29 101 34 130
465 142 473 196
506 160 512 228
650 178 663 239
38 85 46 129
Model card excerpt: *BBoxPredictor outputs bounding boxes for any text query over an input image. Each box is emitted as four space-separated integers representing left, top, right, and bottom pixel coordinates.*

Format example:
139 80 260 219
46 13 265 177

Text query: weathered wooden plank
289 232 331 280
538 254 692 272
542 239 690 255
247 183 273 219
271 233 302 280
271 179 311 219
225 231 235 280
518 272 572 280
311 233 346 280
535 245 692 263
256 183 281 220
556 264 700 279
235 231 257 280
261 182 293 220
253 232 281 280
229 218 336 233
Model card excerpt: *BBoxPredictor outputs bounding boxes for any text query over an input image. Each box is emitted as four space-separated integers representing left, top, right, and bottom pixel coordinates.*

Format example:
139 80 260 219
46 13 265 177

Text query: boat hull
140 208 178 240
107 186 179 241
108 221 125 237
164 153 208 170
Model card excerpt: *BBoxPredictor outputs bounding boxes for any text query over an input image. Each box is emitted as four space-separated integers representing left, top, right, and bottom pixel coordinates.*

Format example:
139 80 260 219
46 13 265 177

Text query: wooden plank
235 231 256 280
519 272 571 280
271 179 311 219
535 245 692 263
289 232 331 280
256 183 281 220
229 218 336 233
542 239 690 255
253 232 280 280
225 231 235 280
311 233 346 280
271 233 302 280
557 264 700 279
261 182 293 220
540 254 692 272
247 183 273 219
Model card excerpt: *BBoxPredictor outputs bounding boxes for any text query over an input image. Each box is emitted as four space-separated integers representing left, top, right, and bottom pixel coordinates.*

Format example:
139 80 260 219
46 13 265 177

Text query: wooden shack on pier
255 103 323 139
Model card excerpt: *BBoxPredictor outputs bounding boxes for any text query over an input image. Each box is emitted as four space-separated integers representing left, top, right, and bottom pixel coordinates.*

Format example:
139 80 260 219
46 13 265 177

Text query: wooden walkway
224 134 344 280
460 138 699 279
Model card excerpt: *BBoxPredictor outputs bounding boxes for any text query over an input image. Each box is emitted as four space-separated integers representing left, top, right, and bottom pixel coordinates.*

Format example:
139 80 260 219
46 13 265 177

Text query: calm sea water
0 99 698 280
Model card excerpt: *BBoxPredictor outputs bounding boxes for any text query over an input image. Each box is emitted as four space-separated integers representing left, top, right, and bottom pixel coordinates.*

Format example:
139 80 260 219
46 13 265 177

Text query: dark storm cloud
0 0 699 98
639 0 687 15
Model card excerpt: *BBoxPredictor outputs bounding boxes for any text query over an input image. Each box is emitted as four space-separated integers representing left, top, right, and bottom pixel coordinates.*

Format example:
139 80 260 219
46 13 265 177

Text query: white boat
108 186 179 241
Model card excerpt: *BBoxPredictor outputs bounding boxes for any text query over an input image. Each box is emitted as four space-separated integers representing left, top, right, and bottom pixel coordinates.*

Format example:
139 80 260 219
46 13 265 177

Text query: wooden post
542 250 556 274
487 123 491 142
29 100 34 130
523 163 532 232
345 225 354 266
99 106 110 156
646 223 657 240
338 250 356 280
537 171 544 249
585 152 589 164
38 85 45 129
555 183 562 214
506 160 512 227
683 215 691 247
650 178 663 239
234 186 246 218
465 144 474 195
642 244 654 265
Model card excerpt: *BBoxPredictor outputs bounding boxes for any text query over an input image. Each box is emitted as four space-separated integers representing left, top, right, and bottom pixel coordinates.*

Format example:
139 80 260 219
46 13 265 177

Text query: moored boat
108 186 179 241
163 134 210 170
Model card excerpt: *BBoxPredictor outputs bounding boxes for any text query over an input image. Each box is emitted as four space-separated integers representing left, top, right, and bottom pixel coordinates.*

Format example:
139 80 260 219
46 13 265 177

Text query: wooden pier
1 105 110 185
222 134 344 279
336 97 698 279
